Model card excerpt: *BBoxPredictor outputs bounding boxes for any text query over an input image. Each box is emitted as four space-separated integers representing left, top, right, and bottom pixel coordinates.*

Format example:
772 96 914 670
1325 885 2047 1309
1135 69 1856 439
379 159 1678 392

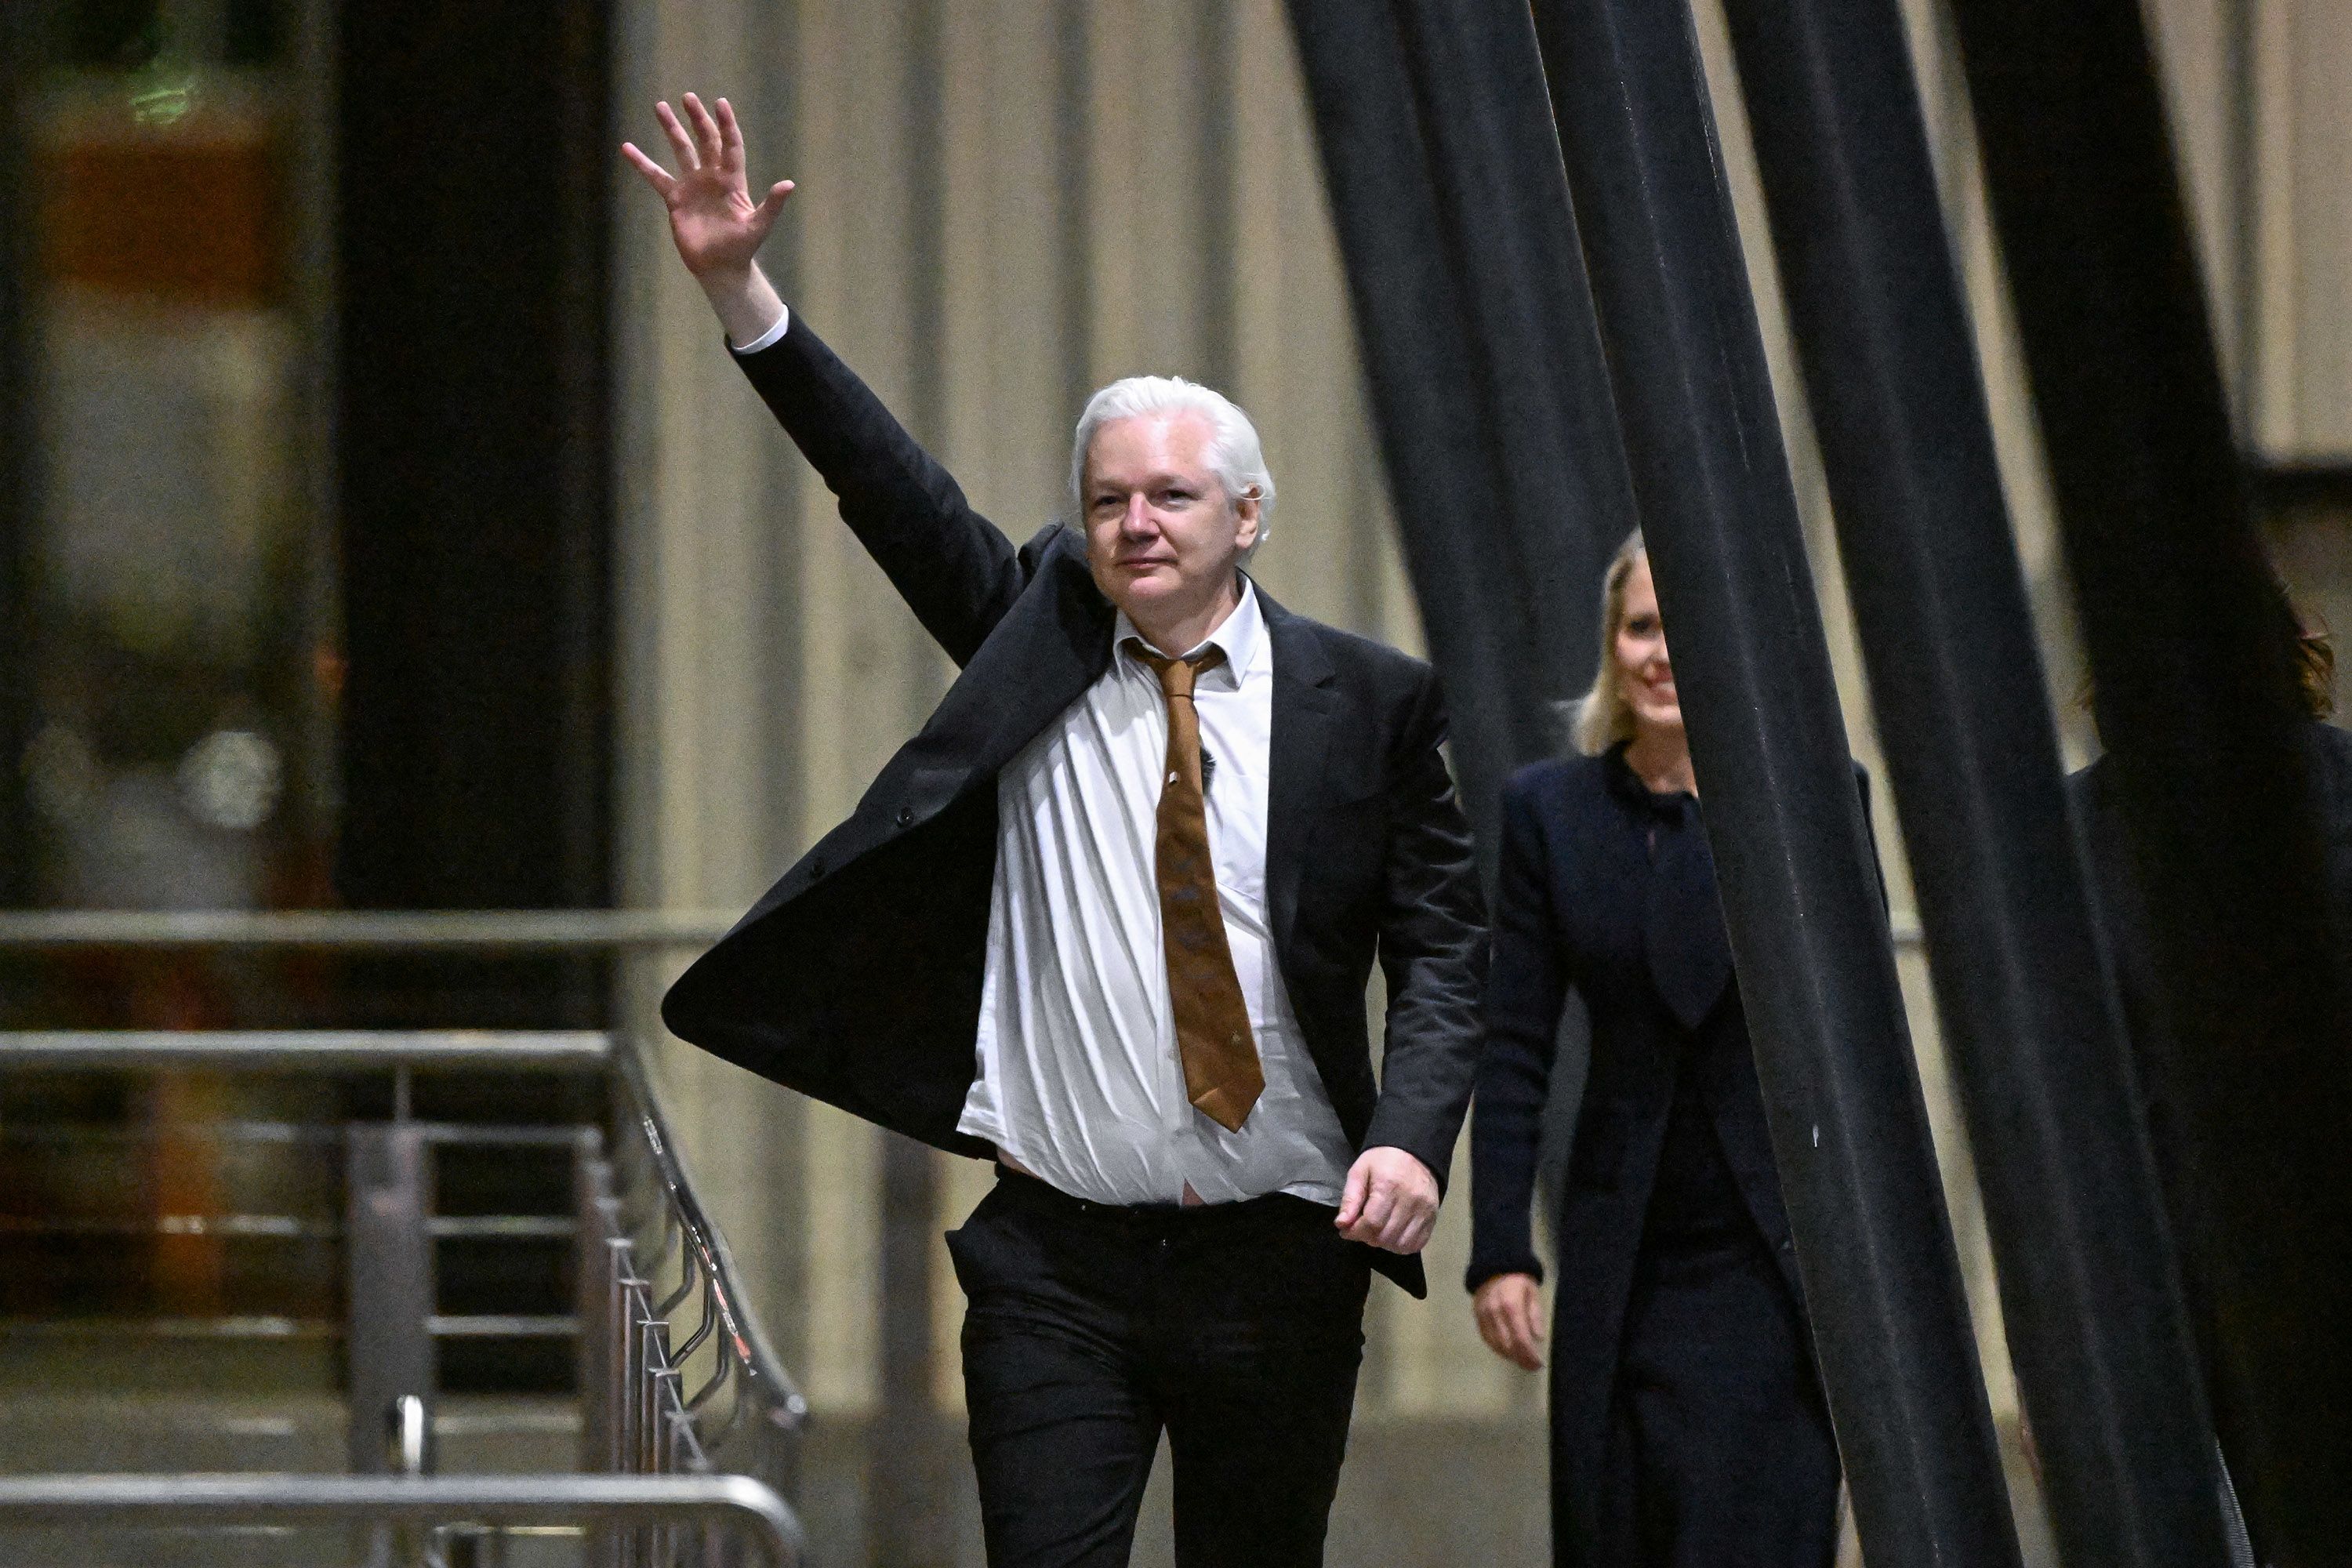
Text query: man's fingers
683 93 725 168
1335 1162 1368 1229
653 100 699 171
1352 1181 1398 1240
1398 1206 1436 1254
716 96 746 174
753 180 797 229
619 143 676 195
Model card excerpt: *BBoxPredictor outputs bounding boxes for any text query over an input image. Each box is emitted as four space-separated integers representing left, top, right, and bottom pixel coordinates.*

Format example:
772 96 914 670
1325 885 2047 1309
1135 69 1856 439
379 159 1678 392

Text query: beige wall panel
793 0 956 833
1085 0 1214 383
615 0 800 916
2283 1 2352 455
941 0 1072 538
612 0 822 1409
2146 0 2243 379
929 0 1076 1406
783 0 956 1416
2252 0 2300 452
1229 0 1390 638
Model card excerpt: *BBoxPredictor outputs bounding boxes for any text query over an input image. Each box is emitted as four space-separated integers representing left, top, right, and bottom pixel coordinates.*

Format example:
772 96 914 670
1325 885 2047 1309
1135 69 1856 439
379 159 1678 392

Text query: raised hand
622 93 793 280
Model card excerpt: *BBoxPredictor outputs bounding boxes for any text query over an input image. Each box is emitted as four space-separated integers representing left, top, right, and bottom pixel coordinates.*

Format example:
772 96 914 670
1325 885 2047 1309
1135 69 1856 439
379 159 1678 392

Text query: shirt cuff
729 305 791 355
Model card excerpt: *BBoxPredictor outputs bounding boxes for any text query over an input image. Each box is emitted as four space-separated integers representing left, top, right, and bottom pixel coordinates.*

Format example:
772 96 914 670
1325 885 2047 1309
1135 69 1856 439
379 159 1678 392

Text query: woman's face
1614 555 1682 734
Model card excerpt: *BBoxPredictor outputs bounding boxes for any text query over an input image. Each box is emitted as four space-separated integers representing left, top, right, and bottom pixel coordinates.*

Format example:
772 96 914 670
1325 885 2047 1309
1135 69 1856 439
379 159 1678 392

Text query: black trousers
1583 1225 1840 1568
944 1168 1372 1568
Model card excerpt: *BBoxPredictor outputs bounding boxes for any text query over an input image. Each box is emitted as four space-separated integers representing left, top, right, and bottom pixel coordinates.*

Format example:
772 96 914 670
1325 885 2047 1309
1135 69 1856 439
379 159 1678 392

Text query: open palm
622 93 793 278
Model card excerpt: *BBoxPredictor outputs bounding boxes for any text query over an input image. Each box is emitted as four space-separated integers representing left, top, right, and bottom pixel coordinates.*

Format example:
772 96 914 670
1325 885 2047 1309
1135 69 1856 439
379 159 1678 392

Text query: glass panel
11 0 331 1031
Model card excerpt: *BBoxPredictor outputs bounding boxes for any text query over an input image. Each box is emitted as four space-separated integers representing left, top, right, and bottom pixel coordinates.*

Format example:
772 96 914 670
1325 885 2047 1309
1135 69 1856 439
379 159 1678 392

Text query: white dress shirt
953 579 1354 1207
732 307 791 354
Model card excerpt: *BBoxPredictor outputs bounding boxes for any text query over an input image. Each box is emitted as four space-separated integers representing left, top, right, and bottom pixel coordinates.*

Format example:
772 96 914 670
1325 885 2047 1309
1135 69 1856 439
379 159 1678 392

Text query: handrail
0 1029 612 1072
0 1472 804 1566
0 908 739 949
0 904 1926 948
611 1037 808 1430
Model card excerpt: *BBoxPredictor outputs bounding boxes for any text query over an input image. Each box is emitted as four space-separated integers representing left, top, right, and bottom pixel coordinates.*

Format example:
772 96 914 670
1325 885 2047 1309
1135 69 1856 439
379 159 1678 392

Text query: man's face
1080 412 1259 631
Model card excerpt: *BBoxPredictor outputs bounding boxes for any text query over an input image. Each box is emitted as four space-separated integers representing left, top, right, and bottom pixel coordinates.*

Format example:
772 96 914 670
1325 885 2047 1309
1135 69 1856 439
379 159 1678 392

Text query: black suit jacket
659 318 1488 1296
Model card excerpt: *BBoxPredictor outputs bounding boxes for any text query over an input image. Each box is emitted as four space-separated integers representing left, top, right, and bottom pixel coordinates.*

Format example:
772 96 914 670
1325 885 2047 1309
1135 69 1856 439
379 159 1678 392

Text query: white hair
1069 376 1277 547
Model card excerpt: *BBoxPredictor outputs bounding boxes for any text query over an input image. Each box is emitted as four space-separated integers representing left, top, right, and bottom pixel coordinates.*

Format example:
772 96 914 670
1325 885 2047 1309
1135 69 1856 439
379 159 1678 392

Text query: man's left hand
1334 1146 1440 1254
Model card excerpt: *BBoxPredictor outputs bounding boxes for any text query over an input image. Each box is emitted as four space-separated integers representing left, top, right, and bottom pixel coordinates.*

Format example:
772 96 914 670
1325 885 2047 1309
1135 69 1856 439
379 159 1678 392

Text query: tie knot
1123 637 1227 699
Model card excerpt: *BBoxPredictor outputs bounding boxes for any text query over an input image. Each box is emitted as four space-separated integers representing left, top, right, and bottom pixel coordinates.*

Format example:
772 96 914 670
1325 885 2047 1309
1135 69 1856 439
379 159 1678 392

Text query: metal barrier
0 1473 802 1566
579 1040 808 1515
0 1025 808 1566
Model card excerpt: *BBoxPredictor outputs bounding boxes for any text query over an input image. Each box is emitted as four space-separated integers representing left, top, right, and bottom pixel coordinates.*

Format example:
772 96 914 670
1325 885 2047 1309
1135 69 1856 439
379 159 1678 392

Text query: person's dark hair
2075 598 2335 721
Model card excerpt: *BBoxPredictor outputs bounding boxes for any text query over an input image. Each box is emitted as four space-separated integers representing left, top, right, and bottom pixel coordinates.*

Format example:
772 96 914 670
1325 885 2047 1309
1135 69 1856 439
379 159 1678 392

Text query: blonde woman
1466 532 1841 1566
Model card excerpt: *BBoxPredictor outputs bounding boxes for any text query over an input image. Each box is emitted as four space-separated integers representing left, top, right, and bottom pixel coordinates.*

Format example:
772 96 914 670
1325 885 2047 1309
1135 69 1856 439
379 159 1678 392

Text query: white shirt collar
1114 575 1265 688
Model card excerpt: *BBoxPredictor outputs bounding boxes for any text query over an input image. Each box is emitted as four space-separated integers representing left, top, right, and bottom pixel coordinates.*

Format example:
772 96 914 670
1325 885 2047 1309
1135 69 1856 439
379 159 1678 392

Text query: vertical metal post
1711 1 2229 1563
574 1140 615 1472
1283 0 1638 870
1525 2 2023 1563
1378 0 1635 723
347 1122 437 1475
1943 1 2352 1555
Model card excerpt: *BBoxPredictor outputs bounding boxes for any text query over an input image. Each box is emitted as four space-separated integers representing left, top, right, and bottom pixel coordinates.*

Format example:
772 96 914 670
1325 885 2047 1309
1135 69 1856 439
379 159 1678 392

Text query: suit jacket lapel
1261 587 1338 967
902 532 1117 799
975 541 1118 774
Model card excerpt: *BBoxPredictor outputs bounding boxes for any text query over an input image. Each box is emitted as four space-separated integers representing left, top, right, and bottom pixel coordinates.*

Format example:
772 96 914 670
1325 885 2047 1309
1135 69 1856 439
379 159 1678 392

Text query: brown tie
1125 637 1264 1132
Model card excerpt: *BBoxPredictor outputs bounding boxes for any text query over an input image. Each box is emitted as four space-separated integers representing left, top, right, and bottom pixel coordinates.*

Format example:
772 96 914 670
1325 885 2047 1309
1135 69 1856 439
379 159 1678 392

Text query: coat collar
1112 575 1269 689
1602 742 1736 1031
956 546 1336 968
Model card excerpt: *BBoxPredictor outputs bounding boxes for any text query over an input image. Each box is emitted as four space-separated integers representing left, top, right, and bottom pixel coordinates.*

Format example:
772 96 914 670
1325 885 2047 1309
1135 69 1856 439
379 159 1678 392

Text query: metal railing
0 909 739 951
0 1473 802 1566
0 1024 807 1566
578 1040 808 1524
0 899 1929 954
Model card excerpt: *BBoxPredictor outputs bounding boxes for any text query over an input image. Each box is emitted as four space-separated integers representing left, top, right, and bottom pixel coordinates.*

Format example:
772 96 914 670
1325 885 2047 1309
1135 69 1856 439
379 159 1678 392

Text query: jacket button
808 857 826 880
895 807 915 828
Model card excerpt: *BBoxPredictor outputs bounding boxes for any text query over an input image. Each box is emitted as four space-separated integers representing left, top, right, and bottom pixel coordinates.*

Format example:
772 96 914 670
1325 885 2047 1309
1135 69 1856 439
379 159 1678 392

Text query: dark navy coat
1469 746 1853 1547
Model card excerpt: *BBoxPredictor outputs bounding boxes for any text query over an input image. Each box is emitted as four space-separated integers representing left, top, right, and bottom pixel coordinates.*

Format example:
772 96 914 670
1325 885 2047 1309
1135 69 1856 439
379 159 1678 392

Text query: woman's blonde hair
1573 529 1650 757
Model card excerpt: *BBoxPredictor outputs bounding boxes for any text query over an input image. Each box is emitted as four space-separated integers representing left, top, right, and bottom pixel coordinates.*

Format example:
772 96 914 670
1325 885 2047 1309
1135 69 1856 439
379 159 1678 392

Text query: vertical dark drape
1283 0 1635 874
1525 0 2023 1561
335 0 613 1019
1714 0 2226 1562
1944 0 2352 1555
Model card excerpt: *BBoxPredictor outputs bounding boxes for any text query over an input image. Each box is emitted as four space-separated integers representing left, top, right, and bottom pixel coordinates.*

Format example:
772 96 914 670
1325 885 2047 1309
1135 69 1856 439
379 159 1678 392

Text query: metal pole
1525 2 2023 1563
1380 0 1636 727
1711 1 2228 1563
1283 0 1635 870
346 1123 437 1476
1941 1 2352 1556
